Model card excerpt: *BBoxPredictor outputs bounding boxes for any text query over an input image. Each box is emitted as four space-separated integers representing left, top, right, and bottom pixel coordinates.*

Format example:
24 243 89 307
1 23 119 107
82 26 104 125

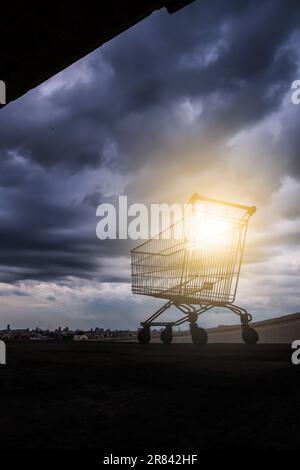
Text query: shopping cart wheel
160 326 173 344
138 327 151 344
242 325 259 345
190 323 208 345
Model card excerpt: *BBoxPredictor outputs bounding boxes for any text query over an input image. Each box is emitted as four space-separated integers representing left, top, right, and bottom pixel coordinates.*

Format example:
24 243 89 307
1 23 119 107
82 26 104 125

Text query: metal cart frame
131 194 258 344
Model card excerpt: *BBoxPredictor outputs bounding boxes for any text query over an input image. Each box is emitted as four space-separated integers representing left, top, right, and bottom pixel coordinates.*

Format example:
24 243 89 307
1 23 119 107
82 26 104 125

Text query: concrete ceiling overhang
0 1 194 107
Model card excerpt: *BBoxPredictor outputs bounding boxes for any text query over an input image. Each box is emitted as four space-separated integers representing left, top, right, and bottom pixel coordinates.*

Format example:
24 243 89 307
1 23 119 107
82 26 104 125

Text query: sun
186 203 233 249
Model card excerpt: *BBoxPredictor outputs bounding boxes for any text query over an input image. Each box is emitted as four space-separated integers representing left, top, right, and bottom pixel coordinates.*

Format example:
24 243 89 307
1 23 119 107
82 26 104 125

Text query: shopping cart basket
131 194 258 345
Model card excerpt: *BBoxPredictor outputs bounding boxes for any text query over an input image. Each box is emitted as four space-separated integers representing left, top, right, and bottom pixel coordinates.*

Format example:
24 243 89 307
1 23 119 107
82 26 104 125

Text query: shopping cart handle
247 206 257 216
189 193 256 216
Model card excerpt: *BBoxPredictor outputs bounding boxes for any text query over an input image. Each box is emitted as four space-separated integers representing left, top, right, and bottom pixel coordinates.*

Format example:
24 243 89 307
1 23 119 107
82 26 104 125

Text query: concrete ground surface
0 341 299 452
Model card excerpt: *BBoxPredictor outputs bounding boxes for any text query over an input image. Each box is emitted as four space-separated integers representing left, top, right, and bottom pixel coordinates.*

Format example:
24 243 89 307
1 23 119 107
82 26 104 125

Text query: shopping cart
131 194 258 345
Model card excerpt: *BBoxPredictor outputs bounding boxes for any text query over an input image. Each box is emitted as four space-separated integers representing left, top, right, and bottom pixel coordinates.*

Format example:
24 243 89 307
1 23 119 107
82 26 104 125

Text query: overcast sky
0 0 299 330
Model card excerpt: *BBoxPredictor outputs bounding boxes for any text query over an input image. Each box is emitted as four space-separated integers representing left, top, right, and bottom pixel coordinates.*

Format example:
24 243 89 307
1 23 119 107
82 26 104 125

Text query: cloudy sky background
0 0 300 330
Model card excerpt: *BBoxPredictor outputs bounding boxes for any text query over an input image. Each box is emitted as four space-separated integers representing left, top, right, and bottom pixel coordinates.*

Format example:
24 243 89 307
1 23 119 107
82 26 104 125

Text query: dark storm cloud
0 0 299 284
1 0 299 171
0 162 131 282
99 0 300 173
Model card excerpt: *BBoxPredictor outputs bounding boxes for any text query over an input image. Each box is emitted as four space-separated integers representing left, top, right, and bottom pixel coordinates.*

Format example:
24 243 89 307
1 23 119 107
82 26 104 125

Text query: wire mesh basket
131 195 255 305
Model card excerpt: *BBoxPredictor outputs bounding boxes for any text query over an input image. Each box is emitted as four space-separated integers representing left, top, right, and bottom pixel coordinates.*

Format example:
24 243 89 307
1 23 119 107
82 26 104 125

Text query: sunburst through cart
131 194 258 345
